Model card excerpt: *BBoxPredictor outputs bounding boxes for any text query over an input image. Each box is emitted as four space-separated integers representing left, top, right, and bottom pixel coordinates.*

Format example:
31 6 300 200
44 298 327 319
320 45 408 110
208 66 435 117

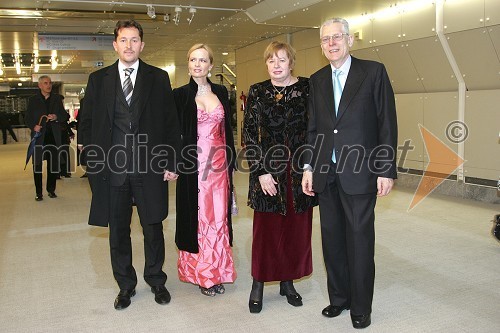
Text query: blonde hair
263 41 296 69
187 43 214 64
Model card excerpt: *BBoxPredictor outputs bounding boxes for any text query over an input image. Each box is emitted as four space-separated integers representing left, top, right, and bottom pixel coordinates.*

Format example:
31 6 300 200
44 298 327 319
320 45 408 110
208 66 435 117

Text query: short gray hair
320 18 349 36
38 75 51 83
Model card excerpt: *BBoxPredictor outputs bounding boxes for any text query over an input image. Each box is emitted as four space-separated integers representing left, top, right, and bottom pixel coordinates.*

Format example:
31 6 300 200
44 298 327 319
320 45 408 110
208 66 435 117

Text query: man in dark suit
25 75 68 201
302 18 398 329
78 20 181 310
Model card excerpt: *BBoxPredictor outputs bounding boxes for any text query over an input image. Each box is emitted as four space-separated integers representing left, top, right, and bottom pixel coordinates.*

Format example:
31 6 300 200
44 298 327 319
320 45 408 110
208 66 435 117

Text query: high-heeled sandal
279 281 303 307
199 286 216 297
213 284 225 294
249 279 264 313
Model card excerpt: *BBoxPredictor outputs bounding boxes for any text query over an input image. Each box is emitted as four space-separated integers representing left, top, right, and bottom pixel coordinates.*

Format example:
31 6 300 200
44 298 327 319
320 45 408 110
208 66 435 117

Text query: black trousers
318 162 377 316
109 174 167 290
33 145 59 196
2 126 17 144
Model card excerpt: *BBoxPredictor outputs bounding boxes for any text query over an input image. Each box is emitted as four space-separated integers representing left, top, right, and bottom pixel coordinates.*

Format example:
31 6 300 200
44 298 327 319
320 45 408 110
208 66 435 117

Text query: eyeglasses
320 33 349 44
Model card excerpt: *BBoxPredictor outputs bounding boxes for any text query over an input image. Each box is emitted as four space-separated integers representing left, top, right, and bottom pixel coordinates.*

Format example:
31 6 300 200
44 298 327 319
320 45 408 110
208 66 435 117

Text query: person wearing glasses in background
243 41 317 314
302 18 398 329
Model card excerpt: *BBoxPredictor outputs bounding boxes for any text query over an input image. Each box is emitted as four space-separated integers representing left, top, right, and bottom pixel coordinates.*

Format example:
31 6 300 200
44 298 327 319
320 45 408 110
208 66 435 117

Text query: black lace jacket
243 77 318 215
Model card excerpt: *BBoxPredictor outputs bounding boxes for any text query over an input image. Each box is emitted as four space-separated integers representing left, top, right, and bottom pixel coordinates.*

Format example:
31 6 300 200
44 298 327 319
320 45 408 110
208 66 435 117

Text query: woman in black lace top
243 41 317 314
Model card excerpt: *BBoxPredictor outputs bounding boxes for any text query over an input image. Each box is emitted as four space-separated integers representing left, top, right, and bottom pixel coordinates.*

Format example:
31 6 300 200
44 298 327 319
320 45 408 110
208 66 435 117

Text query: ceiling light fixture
187 7 196 25
34 57 40 73
147 5 156 19
14 55 21 74
51 56 58 70
173 7 182 25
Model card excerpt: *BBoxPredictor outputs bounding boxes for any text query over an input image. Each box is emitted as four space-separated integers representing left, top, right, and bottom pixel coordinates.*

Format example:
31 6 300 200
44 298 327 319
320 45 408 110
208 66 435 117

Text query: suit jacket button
333 129 338 134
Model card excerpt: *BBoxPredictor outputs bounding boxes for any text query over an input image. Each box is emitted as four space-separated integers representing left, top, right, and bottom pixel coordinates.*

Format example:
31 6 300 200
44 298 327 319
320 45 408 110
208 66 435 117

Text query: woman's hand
258 173 278 196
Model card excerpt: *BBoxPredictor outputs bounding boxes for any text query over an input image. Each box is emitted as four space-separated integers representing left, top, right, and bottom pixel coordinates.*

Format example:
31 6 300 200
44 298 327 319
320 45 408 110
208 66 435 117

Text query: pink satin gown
177 104 236 288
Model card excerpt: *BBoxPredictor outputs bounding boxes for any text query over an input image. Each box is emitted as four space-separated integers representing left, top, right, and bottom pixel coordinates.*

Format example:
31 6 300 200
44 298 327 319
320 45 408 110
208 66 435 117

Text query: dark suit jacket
79 59 181 227
306 56 398 195
25 91 68 165
173 78 236 253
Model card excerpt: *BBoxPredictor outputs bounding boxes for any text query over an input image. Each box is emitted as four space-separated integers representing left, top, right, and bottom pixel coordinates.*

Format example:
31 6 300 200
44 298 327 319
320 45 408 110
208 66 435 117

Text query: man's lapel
104 61 119 124
336 57 366 122
132 60 153 121
317 66 336 123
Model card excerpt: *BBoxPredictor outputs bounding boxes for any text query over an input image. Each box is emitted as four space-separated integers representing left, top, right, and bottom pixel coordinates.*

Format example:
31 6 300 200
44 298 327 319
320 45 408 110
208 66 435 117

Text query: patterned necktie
123 68 134 105
332 69 343 163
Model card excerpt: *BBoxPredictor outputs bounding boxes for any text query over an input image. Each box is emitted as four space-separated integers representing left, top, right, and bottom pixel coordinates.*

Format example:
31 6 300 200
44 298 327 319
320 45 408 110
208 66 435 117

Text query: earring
207 70 211 78
188 72 191 76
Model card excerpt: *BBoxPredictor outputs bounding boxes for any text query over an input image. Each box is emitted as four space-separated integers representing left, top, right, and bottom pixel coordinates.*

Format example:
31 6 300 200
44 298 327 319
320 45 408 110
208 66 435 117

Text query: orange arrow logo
408 124 465 211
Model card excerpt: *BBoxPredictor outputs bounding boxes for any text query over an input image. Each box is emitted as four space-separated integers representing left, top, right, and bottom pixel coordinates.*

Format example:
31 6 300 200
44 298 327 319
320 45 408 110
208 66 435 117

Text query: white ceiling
0 0 392 87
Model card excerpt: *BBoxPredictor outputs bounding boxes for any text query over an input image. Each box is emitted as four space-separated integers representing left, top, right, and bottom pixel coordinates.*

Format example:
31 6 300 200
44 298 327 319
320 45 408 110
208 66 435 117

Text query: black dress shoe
35 195 43 201
279 281 303 307
249 279 264 313
351 314 371 329
114 289 136 310
151 285 171 304
322 304 350 318
48 192 57 198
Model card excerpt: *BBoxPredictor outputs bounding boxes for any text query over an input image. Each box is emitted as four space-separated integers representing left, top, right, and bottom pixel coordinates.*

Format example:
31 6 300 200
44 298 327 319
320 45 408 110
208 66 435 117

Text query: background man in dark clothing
25 75 68 201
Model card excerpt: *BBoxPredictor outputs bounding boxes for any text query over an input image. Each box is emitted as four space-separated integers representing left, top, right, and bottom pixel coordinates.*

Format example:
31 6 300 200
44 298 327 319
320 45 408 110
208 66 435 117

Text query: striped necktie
332 69 342 163
123 68 134 105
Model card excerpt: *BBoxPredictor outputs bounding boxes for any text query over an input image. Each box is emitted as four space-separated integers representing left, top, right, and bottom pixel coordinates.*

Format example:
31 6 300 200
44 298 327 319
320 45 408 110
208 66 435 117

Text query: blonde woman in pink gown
173 44 237 296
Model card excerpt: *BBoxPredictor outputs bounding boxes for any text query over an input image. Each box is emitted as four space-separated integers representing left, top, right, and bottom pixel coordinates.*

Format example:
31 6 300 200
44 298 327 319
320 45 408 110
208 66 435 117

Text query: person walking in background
0 111 18 144
25 75 68 201
75 97 87 178
243 41 317 314
173 43 237 297
59 106 73 178
78 19 181 310
302 18 398 329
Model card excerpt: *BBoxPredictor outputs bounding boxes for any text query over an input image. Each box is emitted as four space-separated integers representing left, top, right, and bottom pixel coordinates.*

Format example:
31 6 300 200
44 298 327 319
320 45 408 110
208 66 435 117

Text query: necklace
197 84 211 96
272 78 291 102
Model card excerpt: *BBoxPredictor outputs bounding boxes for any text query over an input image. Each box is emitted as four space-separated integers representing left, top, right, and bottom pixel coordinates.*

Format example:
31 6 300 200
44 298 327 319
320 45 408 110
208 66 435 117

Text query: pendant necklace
272 78 291 102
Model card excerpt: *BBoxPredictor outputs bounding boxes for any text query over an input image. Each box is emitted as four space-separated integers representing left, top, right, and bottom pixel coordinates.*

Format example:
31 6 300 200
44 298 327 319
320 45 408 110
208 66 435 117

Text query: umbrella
24 115 48 170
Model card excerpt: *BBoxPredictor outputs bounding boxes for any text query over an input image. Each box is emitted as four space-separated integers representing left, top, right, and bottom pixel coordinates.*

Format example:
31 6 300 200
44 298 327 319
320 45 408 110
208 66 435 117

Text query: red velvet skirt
251 172 313 282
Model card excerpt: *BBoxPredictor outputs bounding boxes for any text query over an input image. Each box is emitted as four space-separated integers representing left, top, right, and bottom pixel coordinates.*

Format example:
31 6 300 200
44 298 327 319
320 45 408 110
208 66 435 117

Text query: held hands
258 174 277 196
301 170 315 196
377 177 394 197
163 170 178 181
34 125 42 133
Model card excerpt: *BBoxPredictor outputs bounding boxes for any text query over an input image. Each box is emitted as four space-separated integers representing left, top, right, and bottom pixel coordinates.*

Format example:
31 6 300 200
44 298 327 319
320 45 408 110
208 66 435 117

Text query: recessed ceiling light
222 52 229 56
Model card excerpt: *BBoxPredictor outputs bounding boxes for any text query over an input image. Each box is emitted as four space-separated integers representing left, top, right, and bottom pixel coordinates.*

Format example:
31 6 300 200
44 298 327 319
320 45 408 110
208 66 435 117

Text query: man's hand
163 170 178 181
258 174 277 196
301 170 315 196
377 177 394 197
47 114 57 121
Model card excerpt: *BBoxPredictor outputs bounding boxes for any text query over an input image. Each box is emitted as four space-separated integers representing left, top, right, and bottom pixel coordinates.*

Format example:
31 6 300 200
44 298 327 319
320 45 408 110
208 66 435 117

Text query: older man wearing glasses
302 17 398 329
